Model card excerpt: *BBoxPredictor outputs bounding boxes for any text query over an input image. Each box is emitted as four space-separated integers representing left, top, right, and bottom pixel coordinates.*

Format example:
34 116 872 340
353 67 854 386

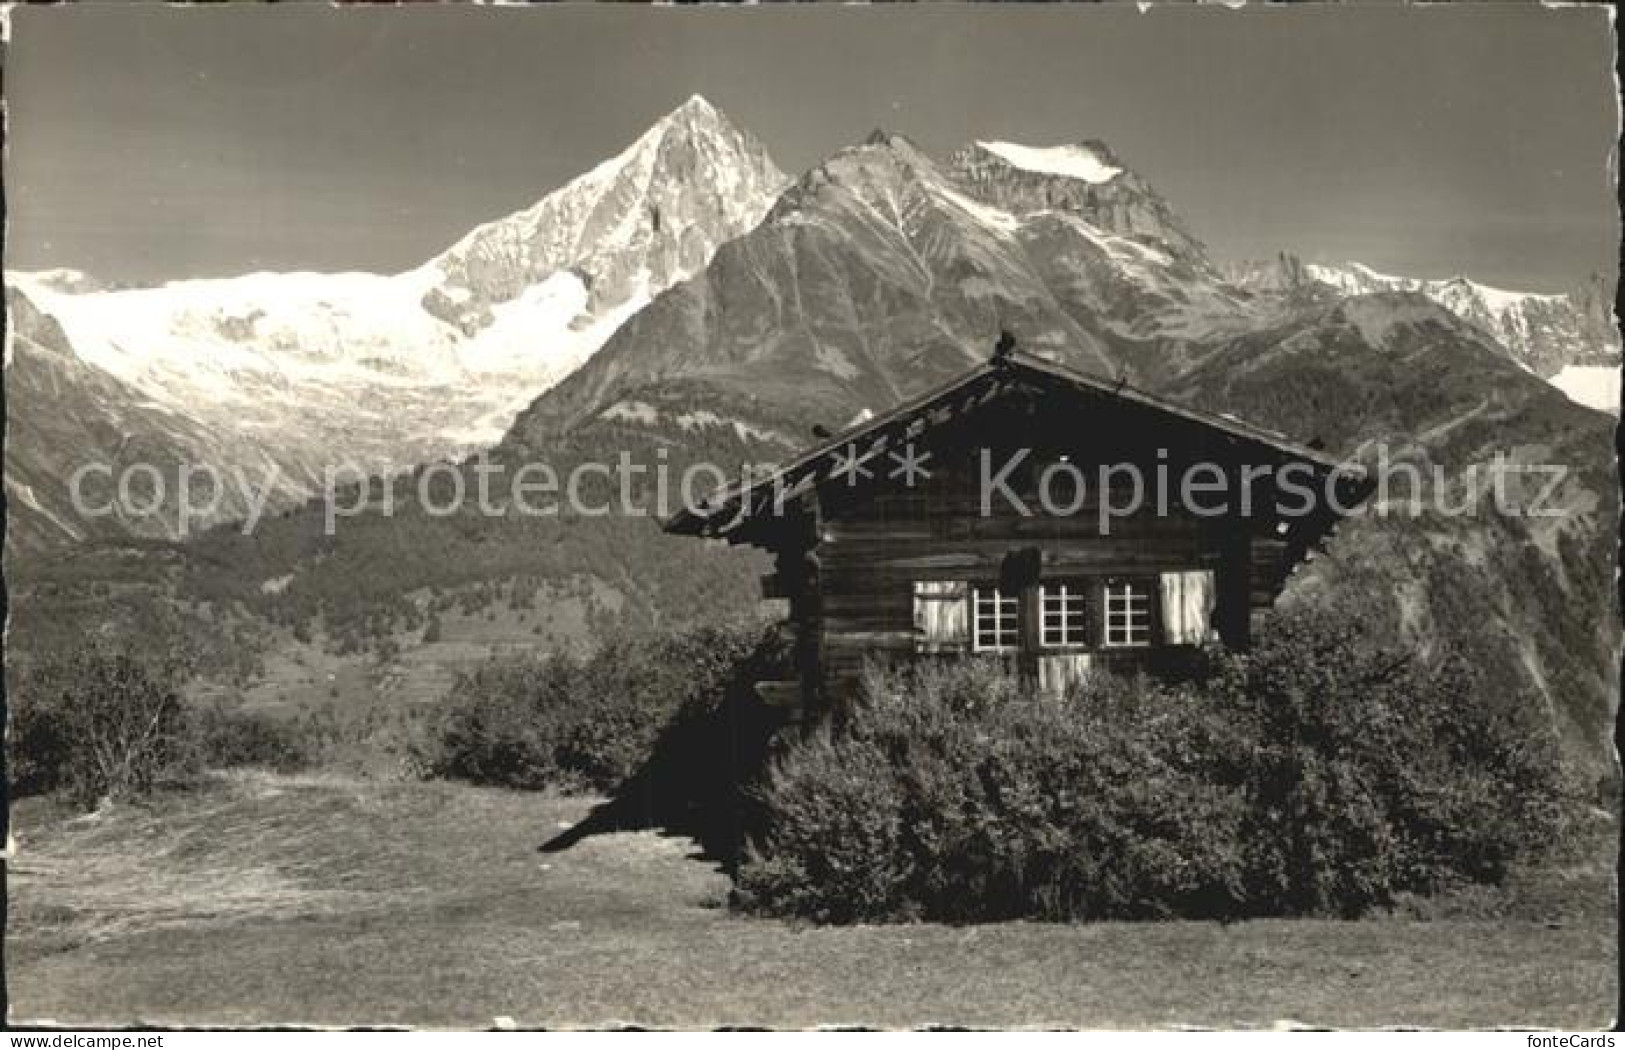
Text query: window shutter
1158 570 1216 645
913 580 970 653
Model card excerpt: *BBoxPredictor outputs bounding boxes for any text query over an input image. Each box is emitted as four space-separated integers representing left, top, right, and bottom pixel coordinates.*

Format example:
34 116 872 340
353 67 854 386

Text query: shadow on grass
539 678 794 874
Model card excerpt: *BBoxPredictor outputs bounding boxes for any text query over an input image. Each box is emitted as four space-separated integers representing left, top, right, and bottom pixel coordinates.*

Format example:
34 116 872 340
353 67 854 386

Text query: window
972 586 1018 652
1040 582 1088 648
1158 570 1215 646
1103 579 1153 648
913 580 969 653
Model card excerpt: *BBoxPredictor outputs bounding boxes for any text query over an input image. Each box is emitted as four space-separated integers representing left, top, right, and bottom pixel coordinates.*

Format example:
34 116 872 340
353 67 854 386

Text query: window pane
1104 579 1151 648
973 586 1017 652
1041 583 1088 647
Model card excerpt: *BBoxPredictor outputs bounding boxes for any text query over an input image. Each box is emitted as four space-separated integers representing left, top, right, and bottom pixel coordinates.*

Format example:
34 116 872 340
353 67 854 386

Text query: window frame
971 585 1019 653
1101 577 1154 649
1038 581 1090 650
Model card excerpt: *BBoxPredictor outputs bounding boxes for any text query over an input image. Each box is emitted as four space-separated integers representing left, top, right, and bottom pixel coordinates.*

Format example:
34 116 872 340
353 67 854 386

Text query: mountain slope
506 130 1256 451
4 96 787 557
1223 254 1621 398
4 286 236 552
1167 292 1618 765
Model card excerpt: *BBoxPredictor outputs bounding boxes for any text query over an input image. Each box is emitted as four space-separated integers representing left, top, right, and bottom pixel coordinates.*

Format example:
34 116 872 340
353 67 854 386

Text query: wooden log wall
757 400 1312 714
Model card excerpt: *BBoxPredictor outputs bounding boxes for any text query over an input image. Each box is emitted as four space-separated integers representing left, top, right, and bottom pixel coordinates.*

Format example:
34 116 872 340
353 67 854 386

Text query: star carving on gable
829 442 876 487
888 443 933 487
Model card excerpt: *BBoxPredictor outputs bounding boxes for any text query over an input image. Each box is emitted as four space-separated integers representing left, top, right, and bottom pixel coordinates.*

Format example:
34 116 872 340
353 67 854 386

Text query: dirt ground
6 772 1616 1029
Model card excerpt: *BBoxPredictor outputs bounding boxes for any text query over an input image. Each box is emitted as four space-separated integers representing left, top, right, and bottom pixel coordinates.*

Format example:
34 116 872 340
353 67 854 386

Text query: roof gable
663 348 1373 548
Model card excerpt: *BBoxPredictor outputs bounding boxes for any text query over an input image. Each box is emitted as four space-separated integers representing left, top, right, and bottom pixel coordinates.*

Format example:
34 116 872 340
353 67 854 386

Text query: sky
5 3 1618 293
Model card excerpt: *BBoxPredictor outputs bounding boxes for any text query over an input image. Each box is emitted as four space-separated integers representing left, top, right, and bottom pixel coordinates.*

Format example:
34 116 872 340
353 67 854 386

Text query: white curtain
1159 570 1216 645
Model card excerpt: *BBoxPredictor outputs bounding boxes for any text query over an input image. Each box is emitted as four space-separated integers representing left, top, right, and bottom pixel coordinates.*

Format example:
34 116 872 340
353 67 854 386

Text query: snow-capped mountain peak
1312 261 1565 310
946 139 1213 268
5 97 791 550
672 92 724 119
509 130 1263 443
423 95 788 339
975 140 1122 184
1221 252 1620 411
1303 260 1618 381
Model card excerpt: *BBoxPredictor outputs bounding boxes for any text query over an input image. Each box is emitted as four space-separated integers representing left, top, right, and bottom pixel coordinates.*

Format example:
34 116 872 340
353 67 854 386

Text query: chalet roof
663 347 1373 549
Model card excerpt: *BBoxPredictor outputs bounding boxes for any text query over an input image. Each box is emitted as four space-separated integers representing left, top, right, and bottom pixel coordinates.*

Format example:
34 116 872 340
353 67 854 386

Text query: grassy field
7 772 1617 1029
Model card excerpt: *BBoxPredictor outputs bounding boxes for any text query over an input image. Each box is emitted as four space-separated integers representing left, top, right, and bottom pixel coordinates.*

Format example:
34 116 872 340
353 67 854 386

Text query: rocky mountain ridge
4 96 788 555
1222 253 1620 403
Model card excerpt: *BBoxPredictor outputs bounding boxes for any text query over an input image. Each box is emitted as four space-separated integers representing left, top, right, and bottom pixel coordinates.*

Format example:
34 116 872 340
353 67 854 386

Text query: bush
189 704 317 774
1205 610 1570 911
425 618 790 795
7 688 75 799
737 662 1250 922
8 646 333 806
7 645 194 808
736 610 1572 923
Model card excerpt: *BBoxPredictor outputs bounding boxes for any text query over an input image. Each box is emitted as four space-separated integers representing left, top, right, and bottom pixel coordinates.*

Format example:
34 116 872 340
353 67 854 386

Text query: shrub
729 730 914 921
736 610 1572 923
1205 609 1569 911
9 647 335 805
7 645 194 808
738 663 1250 922
426 618 790 795
7 688 74 799
189 704 317 774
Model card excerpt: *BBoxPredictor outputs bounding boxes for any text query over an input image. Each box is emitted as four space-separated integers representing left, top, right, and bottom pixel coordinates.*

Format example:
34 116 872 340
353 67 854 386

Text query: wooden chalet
664 340 1374 723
